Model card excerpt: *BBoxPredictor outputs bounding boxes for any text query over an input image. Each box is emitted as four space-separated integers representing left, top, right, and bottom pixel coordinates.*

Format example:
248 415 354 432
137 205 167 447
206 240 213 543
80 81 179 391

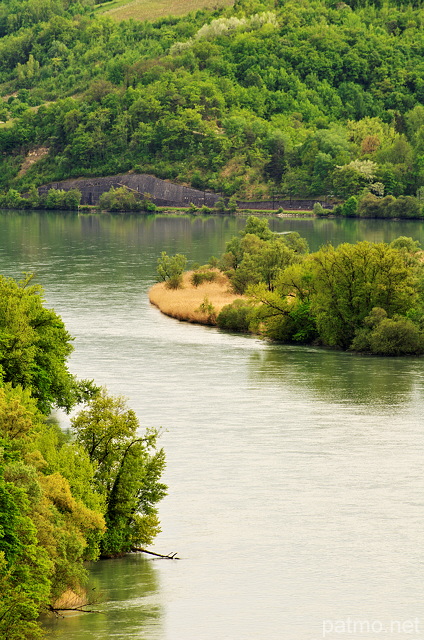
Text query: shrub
341 196 358 217
369 317 424 355
390 196 422 219
98 187 156 212
165 274 184 289
190 270 217 287
217 300 253 333
351 307 424 355
196 297 217 323
313 202 325 216
157 252 187 289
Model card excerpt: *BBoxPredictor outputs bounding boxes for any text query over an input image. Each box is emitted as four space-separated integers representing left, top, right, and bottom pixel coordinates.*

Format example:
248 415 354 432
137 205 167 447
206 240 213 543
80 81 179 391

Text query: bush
390 195 422 219
369 317 424 355
358 193 421 219
351 307 424 355
217 300 253 333
157 251 187 289
165 274 184 289
196 297 217 323
341 196 358 217
98 187 156 212
190 270 217 287
313 202 326 216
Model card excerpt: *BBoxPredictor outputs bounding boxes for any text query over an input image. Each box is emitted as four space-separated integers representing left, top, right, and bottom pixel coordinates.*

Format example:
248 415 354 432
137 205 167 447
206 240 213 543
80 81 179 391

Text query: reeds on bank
148 271 244 325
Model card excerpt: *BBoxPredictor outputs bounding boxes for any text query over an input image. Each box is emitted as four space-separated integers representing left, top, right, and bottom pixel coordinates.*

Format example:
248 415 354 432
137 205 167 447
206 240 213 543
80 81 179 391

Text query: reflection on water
1 212 424 640
43 554 163 640
248 345 424 407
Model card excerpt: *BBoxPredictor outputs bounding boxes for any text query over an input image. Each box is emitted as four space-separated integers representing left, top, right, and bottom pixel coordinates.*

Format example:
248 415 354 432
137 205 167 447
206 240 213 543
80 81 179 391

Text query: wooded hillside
0 0 423 201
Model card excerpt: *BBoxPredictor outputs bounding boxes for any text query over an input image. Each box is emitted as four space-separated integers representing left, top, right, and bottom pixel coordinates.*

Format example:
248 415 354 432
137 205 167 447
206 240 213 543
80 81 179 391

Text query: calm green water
1 212 424 640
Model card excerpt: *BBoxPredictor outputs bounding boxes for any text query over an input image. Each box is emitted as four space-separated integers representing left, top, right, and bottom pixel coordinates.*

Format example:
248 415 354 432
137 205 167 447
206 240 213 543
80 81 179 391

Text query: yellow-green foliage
0 385 106 637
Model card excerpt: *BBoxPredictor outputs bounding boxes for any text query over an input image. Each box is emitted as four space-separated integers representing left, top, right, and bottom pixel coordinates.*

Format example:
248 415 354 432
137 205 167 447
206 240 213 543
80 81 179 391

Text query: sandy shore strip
148 271 244 325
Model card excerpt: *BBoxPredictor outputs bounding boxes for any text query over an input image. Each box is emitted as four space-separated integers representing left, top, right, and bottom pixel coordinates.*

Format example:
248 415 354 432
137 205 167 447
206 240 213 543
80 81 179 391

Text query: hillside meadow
95 0 235 22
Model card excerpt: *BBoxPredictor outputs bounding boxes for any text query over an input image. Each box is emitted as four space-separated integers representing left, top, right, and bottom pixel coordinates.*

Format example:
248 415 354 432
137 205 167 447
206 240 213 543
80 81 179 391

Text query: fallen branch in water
132 547 180 559
47 604 103 617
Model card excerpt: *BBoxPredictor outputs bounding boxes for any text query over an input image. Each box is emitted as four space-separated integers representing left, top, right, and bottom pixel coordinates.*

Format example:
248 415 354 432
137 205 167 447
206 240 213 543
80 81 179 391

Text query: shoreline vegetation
1 183 424 220
152 216 424 356
0 276 167 638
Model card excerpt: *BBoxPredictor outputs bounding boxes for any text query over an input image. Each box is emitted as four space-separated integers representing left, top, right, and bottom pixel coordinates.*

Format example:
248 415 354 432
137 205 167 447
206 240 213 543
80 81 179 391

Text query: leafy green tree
45 188 66 209
241 216 274 241
0 274 95 413
98 186 138 211
341 195 358 217
64 188 82 210
0 473 52 640
309 242 419 348
157 251 187 289
71 390 167 556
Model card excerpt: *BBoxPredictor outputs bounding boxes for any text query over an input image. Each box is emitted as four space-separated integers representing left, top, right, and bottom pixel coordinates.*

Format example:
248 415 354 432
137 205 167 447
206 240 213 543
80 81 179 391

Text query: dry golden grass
98 0 234 22
149 270 244 325
52 589 87 610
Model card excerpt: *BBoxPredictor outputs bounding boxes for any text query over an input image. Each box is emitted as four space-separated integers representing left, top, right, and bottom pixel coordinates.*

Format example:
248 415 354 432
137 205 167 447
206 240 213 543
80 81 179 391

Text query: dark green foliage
0 274 166 638
0 384 105 639
0 187 82 210
341 196 358 218
190 269 217 287
351 308 424 355
0 0 424 201
217 299 254 332
214 217 424 354
0 274 95 413
222 218 306 294
309 241 418 348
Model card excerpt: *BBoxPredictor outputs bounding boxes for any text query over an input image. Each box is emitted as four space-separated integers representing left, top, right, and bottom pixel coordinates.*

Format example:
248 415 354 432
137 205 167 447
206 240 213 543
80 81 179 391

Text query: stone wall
38 173 333 210
38 173 221 207
236 199 332 211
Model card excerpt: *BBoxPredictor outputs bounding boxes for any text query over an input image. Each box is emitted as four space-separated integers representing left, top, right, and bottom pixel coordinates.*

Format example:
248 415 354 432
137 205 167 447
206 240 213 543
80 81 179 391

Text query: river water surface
0 212 423 640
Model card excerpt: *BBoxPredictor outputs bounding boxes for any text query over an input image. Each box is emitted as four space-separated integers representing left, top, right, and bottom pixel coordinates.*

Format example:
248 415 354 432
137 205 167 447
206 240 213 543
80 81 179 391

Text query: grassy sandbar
149 270 243 325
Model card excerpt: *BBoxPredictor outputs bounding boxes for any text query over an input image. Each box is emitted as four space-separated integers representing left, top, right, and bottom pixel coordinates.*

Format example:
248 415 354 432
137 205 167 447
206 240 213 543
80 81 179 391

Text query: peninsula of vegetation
152 217 424 356
0 275 166 639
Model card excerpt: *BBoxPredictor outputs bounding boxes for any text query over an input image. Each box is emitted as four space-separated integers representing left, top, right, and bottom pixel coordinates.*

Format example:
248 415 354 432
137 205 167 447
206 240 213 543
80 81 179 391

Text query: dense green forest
178 217 424 355
0 275 166 639
0 0 424 203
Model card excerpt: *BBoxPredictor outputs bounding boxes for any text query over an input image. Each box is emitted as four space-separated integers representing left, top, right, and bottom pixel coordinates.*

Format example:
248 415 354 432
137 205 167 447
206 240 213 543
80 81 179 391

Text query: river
0 212 423 640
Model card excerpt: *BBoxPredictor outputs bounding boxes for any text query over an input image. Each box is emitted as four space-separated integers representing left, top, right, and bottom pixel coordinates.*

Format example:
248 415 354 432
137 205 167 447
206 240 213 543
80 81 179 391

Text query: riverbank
149 271 244 325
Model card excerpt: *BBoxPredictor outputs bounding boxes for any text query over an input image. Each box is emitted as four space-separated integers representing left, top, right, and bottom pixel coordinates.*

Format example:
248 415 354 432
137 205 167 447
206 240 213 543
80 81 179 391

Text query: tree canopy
0 273 93 414
216 216 424 355
0 0 423 202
